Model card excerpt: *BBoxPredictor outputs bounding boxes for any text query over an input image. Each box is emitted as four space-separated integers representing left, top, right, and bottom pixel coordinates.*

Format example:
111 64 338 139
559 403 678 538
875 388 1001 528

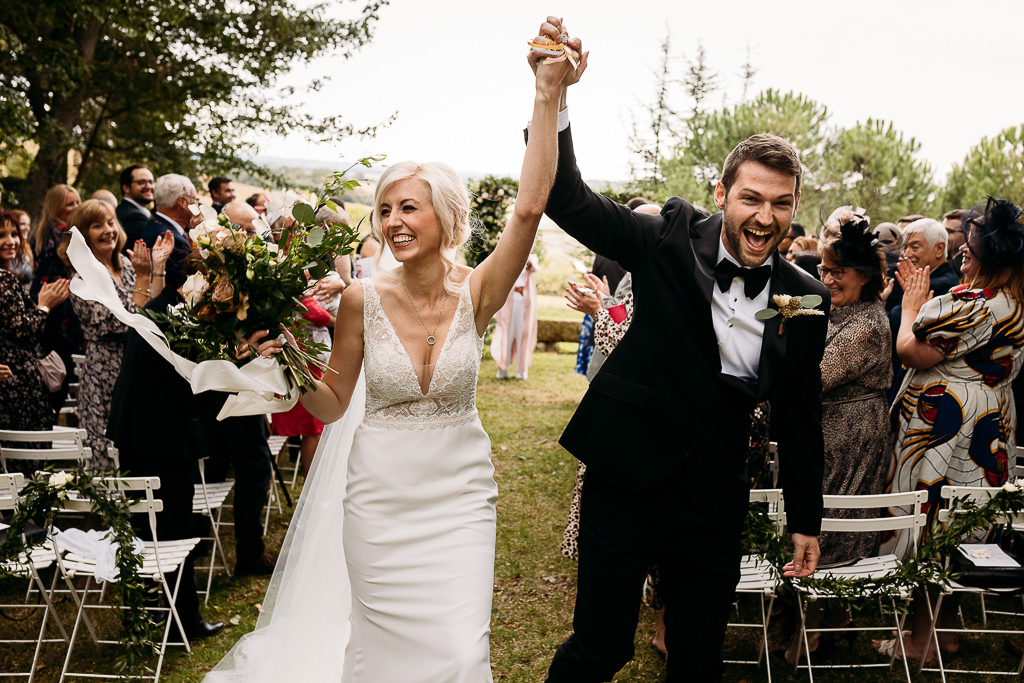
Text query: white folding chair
791 490 928 683
194 457 234 603
921 485 1024 681
768 441 780 488
725 488 785 682
0 427 91 476
0 473 70 681
55 476 202 683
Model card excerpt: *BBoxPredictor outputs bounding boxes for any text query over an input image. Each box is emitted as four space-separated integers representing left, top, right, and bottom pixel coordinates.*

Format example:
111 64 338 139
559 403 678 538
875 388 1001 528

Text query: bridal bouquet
144 159 377 394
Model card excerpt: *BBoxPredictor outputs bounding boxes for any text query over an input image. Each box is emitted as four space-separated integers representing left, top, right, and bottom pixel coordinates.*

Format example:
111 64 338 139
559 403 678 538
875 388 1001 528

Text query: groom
531 19 828 683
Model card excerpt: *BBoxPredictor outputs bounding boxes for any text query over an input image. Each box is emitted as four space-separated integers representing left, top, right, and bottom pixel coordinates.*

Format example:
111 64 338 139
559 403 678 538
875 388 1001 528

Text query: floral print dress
0 269 55 473
882 285 1024 559
70 255 137 471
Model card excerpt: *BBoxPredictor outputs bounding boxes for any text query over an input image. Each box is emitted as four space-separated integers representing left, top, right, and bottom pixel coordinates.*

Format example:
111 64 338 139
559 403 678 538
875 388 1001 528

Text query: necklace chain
401 278 448 346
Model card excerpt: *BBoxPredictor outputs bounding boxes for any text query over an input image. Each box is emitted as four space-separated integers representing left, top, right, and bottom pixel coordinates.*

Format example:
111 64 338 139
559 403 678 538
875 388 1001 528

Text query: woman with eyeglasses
873 197 1024 662
784 216 892 662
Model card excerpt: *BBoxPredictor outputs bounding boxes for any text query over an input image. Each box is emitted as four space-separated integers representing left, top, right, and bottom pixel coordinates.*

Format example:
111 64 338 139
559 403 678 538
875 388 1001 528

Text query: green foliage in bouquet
144 157 382 394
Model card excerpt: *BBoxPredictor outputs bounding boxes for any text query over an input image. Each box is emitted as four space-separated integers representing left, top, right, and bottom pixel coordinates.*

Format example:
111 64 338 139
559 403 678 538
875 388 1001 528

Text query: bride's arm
471 36 588 332
298 280 365 424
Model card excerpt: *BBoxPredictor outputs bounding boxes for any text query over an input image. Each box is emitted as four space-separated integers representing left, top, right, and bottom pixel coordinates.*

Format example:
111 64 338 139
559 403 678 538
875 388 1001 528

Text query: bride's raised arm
470 29 587 332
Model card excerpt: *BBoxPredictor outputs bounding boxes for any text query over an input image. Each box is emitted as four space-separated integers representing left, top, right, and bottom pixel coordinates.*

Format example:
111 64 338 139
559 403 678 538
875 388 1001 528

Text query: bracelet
133 287 150 296
152 272 165 277
36 304 50 315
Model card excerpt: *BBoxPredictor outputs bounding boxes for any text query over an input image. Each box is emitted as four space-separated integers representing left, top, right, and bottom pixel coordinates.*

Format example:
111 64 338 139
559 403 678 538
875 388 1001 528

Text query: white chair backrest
0 428 90 473
0 472 25 512
939 485 1024 526
748 488 785 533
820 490 929 548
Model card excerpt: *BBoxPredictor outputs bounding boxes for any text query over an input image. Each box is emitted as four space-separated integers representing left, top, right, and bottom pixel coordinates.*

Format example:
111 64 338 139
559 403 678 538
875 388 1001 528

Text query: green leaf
754 308 779 320
292 202 316 225
306 227 324 247
800 294 823 308
308 262 328 280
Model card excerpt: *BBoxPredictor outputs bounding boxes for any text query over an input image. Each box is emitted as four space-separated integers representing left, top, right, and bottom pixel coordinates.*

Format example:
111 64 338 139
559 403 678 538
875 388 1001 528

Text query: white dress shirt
711 238 771 381
123 196 151 218
155 211 186 237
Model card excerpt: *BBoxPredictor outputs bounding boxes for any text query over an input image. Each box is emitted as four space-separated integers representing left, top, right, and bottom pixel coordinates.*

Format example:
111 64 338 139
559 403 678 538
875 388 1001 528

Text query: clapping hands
894 257 933 314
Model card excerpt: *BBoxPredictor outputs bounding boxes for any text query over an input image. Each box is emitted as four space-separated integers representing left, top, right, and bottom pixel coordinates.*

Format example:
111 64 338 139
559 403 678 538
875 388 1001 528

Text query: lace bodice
361 275 484 429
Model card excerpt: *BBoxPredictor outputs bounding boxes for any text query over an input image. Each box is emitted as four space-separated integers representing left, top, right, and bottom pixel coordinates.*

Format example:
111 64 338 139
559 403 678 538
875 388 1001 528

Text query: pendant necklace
402 278 448 346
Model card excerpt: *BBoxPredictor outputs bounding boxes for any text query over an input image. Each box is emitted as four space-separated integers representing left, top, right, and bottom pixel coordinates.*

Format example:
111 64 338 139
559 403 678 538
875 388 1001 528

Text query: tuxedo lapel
690 214 721 309
756 253 789 399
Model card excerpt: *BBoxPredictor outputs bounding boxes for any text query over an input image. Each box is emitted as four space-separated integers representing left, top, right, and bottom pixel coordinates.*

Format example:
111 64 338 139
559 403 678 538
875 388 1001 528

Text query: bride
207 30 587 682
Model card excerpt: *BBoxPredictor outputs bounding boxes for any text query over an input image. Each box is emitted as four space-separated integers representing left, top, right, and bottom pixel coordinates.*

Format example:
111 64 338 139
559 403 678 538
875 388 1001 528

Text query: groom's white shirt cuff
527 107 571 133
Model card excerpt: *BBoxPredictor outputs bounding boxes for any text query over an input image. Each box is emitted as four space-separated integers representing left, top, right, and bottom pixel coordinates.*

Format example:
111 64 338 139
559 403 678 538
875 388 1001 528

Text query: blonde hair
30 184 79 254
371 161 471 294
59 199 127 273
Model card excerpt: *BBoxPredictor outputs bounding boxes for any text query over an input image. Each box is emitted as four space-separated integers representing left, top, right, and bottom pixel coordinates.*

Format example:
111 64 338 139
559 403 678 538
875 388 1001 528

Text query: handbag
36 350 66 393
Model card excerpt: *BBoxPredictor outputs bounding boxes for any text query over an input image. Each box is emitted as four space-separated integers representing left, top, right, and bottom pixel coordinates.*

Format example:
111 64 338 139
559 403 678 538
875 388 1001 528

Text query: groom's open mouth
743 227 774 253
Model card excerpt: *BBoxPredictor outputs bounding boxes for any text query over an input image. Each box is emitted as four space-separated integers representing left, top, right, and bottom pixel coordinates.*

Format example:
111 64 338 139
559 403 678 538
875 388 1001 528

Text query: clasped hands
527 16 589 96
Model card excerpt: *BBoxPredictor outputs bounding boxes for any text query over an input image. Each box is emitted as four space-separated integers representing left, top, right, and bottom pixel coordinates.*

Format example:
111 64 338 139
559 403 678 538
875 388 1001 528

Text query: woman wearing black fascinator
784 215 893 662
874 197 1024 662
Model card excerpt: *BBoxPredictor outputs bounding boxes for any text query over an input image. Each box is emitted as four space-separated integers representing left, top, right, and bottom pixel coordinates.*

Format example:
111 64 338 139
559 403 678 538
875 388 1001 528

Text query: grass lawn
2 350 1018 681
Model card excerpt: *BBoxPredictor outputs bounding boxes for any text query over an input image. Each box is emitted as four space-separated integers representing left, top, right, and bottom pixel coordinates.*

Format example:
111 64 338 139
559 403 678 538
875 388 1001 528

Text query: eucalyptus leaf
306 227 324 247
308 262 328 280
754 308 779 320
292 202 315 225
800 294 823 308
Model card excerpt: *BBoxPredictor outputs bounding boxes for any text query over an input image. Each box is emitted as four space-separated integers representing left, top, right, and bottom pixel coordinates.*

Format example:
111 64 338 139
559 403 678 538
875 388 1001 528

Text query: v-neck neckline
369 279 464 396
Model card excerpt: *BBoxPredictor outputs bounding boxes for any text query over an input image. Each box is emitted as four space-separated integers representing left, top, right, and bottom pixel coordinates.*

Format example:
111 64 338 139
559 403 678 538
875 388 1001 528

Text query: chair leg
58 575 93 683
761 593 774 683
891 595 913 683
926 592 948 683
794 593 813 682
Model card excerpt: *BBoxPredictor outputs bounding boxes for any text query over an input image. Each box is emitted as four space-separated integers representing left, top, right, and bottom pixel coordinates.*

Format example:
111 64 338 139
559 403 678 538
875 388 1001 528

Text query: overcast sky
260 0 1024 183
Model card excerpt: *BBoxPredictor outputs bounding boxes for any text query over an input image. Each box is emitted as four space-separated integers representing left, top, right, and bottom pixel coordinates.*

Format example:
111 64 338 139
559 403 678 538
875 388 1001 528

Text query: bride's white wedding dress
208 273 496 682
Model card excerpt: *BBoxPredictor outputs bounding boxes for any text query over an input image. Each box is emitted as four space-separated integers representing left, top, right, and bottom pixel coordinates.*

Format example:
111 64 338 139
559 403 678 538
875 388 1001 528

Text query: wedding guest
209 176 235 214
8 209 34 277
90 189 118 209
108 249 275 641
59 199 172 471
874 222 903 275
30 184 84 410
0 209 70 472
897 213 927 229
142 174 197 258
116 165 154 247
2 210 34 290
819 206 867 244
354 235 381 279
245 192 268 214
943 208 969 273
785 217 892 662
492 254 539 380
306 205 355 303
875 198 1024 662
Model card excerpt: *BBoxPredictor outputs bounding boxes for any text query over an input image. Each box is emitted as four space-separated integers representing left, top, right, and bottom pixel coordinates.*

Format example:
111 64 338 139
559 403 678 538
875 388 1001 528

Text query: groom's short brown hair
721 134 802 196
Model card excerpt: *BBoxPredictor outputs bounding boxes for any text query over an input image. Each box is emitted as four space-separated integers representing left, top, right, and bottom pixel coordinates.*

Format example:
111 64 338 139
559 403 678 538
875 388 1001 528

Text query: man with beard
530 18 828 682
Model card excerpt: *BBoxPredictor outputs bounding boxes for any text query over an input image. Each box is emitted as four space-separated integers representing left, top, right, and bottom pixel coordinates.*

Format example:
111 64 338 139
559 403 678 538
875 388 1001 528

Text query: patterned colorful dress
882 285 1024 559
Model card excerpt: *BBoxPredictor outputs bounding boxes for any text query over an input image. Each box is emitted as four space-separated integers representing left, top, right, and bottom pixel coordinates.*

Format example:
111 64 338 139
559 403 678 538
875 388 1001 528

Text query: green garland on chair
0 469 158 676
742 483 1024 605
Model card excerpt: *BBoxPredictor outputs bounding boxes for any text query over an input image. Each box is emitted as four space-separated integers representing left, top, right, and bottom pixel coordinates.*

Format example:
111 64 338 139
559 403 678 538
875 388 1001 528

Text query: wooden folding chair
55 476 202 683
0 473 71 681
791 490 928 683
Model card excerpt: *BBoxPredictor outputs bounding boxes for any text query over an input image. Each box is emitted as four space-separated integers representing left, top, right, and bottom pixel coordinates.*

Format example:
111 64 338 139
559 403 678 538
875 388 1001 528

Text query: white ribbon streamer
65 227 299 419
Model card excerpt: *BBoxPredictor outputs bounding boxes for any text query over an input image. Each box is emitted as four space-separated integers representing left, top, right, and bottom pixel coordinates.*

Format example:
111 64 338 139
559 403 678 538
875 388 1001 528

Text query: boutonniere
755 294 824 334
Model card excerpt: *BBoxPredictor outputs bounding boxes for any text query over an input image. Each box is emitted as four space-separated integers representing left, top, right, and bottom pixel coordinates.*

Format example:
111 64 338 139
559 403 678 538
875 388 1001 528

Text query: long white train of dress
208 273 496 682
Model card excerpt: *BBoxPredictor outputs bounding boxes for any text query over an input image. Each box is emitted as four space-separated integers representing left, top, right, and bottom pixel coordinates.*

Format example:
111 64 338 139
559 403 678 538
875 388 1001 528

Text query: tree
465 176 518 268
625 34 679 199
662 89 828 210
943 124 1024 211
0 0 388 214
809 119 937 225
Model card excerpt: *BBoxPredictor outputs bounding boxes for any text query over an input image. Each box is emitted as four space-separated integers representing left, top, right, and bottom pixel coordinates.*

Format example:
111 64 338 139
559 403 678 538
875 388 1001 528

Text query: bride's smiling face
379 178 442 263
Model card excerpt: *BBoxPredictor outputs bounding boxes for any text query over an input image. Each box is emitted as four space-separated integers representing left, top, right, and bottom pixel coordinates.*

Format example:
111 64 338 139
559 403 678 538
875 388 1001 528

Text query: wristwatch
37 304 50 315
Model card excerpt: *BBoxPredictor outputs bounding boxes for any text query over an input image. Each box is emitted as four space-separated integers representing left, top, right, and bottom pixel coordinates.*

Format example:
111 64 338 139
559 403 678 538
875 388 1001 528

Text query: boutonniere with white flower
755 294 824 334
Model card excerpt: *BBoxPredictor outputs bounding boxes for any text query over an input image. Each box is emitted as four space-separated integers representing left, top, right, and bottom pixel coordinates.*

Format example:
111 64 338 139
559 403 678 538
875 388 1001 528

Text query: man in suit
115 165 155 249
530 19 828 682
208 176 236 214
142 174 197 257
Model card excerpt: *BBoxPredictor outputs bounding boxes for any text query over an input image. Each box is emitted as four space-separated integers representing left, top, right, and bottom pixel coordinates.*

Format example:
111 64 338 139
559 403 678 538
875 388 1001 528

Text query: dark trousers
546 469 743 683
119 449 202 625
205 415 271 562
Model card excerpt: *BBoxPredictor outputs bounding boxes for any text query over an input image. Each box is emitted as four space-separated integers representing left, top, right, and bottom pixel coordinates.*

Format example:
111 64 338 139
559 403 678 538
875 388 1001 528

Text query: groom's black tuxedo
544 125 828 682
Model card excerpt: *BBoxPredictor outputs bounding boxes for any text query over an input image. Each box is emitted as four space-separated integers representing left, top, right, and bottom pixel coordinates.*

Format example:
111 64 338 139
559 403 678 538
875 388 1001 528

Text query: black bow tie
714 259 772 299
